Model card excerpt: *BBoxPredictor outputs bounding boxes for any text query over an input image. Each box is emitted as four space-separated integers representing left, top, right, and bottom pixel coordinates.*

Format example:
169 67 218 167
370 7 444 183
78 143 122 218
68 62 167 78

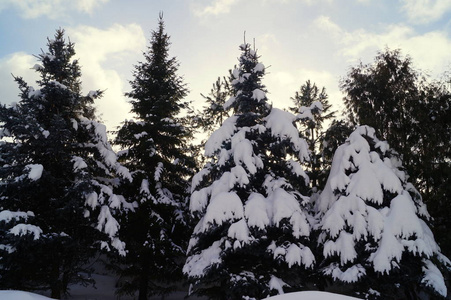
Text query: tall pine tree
184 43 314 299
0 29 132 299
113 14 195 300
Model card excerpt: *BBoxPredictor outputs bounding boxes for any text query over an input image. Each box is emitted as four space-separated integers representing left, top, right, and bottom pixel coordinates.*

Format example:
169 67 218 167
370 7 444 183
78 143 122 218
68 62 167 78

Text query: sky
1 0 451 132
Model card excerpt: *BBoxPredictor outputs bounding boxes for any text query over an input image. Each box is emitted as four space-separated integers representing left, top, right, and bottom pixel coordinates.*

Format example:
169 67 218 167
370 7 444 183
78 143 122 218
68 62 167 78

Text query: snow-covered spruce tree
0 29 132 299
113 15 195 300
184 43 314 299
316 125 450 299
289 80 336 190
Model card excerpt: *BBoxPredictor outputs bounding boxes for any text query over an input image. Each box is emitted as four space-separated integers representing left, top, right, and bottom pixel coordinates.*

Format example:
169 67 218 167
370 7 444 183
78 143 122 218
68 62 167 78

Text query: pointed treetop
224 43 270 125
35 28 81 92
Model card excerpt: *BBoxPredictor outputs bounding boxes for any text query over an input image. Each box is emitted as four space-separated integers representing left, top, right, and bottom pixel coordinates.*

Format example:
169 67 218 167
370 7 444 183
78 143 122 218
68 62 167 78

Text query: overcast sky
1 0 450 131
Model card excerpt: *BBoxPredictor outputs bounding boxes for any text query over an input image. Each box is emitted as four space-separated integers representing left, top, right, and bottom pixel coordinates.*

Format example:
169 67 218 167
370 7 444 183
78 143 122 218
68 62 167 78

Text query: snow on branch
205 116 238 156
9 224 42 240
25 164 43 181
265 108 309 161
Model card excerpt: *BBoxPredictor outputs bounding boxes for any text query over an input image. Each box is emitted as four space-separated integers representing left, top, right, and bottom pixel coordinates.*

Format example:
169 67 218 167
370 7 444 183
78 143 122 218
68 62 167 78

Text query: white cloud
339 24 415 58
265 68 342 112
0 52 40 105
0 0 109 19
75 0 109 13
191 0 239 16
262 0 334 4
314 15 343 39
0 24 146 132
293 69 343 111
67 23 146 129
401 0 451 24
253 31 343 111
257 33 281 56
314 15 451 77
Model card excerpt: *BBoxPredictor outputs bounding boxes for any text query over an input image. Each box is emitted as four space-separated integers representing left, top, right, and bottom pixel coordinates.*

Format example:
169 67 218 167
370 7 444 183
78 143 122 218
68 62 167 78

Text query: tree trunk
138 257 150 300
50 288 61 300
50 261 62 299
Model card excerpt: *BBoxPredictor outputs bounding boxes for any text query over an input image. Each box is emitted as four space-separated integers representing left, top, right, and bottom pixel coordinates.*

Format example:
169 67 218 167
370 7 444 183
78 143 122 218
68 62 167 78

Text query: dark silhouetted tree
0 29 132 299
113 15 195 300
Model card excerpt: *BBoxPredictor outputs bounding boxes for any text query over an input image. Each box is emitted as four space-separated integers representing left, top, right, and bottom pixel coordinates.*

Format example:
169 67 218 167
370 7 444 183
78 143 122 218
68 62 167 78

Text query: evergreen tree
0 29 131 299
184 43 314 299
289 80 336 189
199 76 232 136
340 48 451 258
316 125 450 299
113 14 195 300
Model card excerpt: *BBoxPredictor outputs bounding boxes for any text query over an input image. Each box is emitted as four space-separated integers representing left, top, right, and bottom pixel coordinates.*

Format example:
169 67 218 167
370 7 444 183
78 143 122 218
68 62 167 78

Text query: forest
0 15 450 300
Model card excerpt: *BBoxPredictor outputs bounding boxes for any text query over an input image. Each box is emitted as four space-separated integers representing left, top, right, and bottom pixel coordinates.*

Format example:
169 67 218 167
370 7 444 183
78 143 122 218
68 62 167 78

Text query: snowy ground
267 291 360 299
0 290 54 300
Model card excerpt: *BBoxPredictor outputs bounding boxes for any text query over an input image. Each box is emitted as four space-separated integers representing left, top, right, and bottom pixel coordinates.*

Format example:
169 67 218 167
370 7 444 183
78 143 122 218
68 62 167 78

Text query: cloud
262 0 334 4
0 24 146 132
191 0 239 17
292 69 343 110
265 68 342 112
0 52 40 105
257 33 281 56
314 15 343 39
66 23 146 129
0 0 109 19
75 0 109 13
252 31 343 111
314 15 451 77
401 0 451 24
